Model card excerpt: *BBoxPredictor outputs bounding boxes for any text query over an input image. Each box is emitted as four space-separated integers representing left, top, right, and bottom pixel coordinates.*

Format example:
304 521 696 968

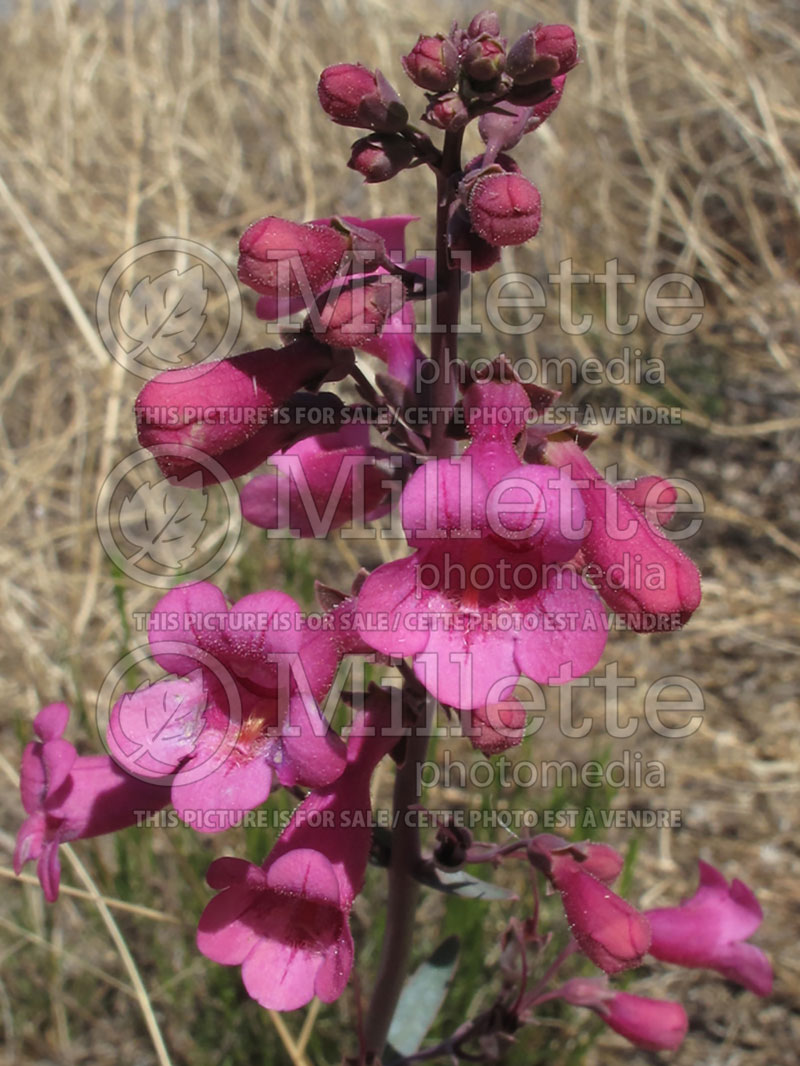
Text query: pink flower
241 424 394 537
599 992 688 1051
135 340 339 482
15 704 168 901
357 380 607 718
544 438 702 631
197 701 398 1010
108 582 347 832
548 850 651 973
528 836 650 973
646 861 772 996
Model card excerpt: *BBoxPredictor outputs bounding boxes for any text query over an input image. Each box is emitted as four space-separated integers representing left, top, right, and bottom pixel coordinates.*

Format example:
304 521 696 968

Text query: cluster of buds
427 830 771 1054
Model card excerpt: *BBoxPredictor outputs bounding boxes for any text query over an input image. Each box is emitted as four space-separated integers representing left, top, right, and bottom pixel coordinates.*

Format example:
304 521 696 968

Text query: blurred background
1 0 798 1063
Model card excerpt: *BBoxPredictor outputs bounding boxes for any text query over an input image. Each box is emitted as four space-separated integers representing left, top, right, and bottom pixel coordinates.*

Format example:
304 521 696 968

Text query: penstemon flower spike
15 8 771 1064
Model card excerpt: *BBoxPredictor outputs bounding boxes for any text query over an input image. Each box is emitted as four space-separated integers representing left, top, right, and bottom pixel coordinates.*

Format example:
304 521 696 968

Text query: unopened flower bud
310 277 404 349
347 134 416 183
506 29 539 84
447 205 501 272
534 24 578 76
462 36 506 83
598 993 688 1052
238 216 349 300
135 340 336 481
422 92 469 132
467 11 501 38
318 64 408 132
402 34 459 92
467 172 541 247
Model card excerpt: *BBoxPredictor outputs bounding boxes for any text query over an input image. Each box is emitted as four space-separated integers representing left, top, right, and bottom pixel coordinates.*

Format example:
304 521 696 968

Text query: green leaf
385 936 460 1060
416 864 518 901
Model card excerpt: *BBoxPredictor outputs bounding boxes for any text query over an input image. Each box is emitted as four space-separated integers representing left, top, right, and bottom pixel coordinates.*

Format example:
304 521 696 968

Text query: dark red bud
238 216 348 300
318 64 408 133
422 92 470 132
447 205 501 272
402 34 459 92
534 24 578 76
467 172 542 247
462 36 506 83
317 63 378 125
310 277 404 349
347 134 416 183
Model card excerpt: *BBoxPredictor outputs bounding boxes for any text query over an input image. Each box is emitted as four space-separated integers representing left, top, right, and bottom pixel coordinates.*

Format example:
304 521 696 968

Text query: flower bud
548 852 652 973
599 993 688 1051
402 34 459 92
447 205 502 272
544 439 702 631
310 277 404 349
135 339 336 480
238 216 348 300
347 134 416 183
422 92 470 132
534 24 578 76
506 29 539 84
467 172 542 247
462 36 506 83
468 11 501 38
317 64 408 132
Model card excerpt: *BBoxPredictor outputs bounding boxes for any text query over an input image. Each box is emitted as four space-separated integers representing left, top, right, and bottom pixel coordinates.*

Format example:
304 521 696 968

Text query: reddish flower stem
363 126 464 1058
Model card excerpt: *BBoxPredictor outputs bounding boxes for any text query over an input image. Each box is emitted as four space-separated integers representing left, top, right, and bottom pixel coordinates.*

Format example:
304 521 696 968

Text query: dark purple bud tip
402 34 459 92
467 10 501 39
467 172 541 246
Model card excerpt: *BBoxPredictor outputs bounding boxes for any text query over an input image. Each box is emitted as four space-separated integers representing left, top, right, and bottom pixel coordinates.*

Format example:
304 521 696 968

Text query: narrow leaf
386 936 460 1059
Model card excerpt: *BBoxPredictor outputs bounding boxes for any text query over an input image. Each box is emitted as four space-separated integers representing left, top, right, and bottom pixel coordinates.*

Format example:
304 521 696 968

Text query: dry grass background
1 0 799 1063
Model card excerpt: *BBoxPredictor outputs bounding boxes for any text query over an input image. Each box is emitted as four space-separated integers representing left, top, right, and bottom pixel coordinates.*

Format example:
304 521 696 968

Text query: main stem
362 127 464 1058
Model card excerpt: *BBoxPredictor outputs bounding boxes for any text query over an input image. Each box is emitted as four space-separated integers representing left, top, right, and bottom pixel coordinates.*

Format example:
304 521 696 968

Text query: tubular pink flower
599 992 688 1051
645 861 773 996
467 173 542 247
135 340 338 482
544 438 702 631
107 582 347 829
240 425 394 537
197 702 398 1010
15 704 168 901
357 381 607 717
547 850 651 973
